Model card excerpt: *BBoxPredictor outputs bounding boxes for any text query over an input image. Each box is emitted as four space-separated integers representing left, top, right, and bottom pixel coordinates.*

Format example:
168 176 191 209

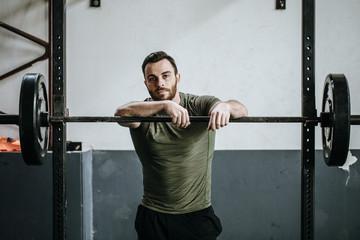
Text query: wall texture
1 0 359 150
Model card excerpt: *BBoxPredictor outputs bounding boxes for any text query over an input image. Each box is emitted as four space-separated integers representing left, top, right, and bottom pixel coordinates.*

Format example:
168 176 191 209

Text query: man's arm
207 100 248 131
114 100 190 128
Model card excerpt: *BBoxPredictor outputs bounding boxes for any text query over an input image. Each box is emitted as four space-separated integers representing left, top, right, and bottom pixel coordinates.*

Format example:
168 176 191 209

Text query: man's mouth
156 89 169 94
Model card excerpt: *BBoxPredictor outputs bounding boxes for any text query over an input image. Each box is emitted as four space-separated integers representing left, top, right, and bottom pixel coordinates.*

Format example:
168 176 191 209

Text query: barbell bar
0 115 320 124
4 112 360 126
0 73 358 167
0 114 322 124
3 114 360 125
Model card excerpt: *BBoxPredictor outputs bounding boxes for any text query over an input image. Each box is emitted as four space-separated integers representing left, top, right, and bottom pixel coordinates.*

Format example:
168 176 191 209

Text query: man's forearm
114 101 168 128
225 100 248 118
209 100 248 118
115 99 191 129
115 101 168 117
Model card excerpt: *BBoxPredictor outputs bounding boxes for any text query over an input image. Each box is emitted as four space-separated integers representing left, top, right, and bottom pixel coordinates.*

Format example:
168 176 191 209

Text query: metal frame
48 0 317 239
302 0 316 239
51 0 67 239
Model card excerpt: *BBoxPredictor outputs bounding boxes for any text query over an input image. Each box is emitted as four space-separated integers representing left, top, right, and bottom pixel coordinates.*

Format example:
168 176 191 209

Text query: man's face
144 59 180 101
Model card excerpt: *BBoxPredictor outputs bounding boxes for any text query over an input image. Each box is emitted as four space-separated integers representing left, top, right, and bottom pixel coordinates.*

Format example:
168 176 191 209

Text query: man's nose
157 78 165 87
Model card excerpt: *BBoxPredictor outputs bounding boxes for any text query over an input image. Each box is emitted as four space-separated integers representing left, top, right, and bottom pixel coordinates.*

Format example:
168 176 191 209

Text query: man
114 51 247 240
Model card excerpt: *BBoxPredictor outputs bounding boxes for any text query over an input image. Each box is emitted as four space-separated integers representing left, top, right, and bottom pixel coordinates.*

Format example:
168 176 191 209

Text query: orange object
0 136 21 152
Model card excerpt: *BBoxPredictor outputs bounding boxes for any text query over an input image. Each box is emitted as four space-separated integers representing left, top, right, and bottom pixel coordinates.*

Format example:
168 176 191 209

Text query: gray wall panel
0 151 92 240
1 150 359 239
92 150 360 240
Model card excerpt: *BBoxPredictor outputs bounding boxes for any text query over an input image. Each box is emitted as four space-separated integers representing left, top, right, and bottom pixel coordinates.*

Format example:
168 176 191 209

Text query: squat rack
1 1 317 239
51 1 317 239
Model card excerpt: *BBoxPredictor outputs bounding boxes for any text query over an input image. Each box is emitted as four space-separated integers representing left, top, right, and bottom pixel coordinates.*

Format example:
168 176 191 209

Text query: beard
148 81 178 101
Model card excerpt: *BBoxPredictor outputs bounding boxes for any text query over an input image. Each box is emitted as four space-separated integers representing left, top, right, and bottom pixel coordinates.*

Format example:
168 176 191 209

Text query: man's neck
172 92 181 104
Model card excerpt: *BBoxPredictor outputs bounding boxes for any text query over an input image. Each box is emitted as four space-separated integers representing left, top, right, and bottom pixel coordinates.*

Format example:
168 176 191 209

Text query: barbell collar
40 112 50 127
320 112 334 128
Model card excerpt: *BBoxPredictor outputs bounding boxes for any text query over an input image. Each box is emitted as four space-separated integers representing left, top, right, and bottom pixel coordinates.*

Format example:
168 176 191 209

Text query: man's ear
144 80 148 88
176 73 181 84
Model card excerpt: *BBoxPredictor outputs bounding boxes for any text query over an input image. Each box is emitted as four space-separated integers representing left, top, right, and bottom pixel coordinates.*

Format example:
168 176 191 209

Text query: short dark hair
142 51 178 76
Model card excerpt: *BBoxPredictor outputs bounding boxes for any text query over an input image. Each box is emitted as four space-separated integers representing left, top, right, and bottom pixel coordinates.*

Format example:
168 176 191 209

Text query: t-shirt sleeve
191 95 220 116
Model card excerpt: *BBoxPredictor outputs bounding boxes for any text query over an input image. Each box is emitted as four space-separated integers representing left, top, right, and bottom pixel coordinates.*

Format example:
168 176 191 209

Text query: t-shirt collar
179 92 185 107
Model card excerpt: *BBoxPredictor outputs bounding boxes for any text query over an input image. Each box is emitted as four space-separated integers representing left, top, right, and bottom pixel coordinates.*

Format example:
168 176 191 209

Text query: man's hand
164 100 190 128
207 100 248 131
208 102 231 131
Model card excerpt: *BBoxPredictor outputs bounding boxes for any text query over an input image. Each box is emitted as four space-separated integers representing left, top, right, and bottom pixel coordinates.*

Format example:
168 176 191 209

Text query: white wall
1 0 359 150
0 0 48 140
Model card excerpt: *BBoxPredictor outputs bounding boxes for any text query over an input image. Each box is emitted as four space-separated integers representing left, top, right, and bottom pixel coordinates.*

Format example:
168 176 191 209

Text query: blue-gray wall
0 151 93 240
92 150 360 240
1 150 359 239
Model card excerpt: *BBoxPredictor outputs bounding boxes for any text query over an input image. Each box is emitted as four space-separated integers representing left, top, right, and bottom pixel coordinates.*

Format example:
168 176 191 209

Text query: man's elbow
118 122 140 128
114 103 134 117
114 105 140 128
114 110 140 128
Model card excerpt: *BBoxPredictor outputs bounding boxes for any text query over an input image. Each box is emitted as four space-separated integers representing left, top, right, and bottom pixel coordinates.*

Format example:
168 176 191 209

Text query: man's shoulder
180 92 219 102
180 92 198 100
180 92 220 115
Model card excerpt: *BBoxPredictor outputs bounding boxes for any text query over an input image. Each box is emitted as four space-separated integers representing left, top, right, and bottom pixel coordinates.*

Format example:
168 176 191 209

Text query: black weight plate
321 74 350 166
19 73 49 165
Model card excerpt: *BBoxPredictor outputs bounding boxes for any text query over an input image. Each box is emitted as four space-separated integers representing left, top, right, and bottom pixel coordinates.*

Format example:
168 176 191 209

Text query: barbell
0 73 359 166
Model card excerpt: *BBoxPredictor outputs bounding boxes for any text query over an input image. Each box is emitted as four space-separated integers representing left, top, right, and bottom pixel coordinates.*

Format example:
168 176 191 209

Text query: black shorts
135 205 222 240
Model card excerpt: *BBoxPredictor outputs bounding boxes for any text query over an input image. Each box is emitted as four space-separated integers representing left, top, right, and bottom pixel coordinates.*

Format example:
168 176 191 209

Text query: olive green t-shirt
130 92 220 214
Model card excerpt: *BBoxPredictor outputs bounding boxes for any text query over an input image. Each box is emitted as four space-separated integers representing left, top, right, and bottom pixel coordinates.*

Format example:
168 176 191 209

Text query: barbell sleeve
351 115 360 125
0 115 19 125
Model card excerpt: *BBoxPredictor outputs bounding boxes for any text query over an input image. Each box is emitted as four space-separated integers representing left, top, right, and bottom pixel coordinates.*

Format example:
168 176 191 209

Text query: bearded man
115 51 247 240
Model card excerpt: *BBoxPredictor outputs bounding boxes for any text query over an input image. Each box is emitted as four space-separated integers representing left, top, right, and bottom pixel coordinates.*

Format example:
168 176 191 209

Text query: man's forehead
145 59 174 74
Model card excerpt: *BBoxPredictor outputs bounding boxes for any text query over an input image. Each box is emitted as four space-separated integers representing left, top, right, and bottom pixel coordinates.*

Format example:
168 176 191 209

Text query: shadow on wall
0 0 47 78
0 0 85 20
0 0 237 75
0 0 45 20
1 0 238 23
